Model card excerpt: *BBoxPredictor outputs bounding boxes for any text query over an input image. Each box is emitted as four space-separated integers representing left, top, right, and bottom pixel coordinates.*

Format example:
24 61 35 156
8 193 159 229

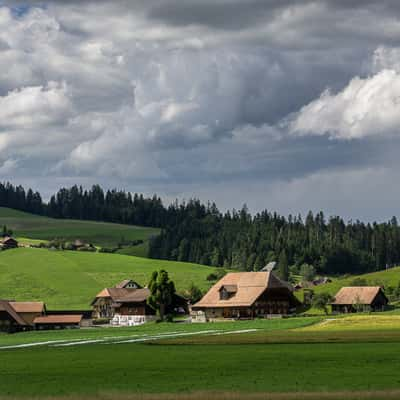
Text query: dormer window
219 285 237 300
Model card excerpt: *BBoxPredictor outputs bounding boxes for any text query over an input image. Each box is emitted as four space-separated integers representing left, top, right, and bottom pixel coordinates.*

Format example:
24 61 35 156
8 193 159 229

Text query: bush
99 247 118 253
92 318 110 325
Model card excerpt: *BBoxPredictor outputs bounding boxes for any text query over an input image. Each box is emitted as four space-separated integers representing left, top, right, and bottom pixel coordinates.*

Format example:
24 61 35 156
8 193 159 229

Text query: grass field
0 207 159 248
1 317 400 399
0 247 218 309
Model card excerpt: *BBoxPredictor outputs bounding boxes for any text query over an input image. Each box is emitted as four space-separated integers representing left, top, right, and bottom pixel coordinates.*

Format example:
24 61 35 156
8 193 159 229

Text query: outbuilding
331 286 388 313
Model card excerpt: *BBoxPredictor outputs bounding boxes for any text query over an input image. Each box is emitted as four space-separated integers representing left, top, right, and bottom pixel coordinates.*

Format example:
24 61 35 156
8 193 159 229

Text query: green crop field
1 316 400 399
0 247 218 309
0 207 159 248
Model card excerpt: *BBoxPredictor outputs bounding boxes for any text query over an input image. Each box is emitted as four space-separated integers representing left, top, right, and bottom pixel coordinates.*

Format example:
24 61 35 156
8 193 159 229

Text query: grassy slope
296 267 400 304
0 207 159 248
0 248 217 309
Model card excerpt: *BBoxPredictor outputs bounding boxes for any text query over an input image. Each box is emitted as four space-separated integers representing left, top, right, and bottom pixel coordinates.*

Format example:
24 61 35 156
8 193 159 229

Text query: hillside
309 267 400 297
0 247 217 309
0 207 159 250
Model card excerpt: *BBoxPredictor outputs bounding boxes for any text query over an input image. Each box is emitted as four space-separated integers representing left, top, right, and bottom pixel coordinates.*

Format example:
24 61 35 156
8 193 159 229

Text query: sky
1 0 400 221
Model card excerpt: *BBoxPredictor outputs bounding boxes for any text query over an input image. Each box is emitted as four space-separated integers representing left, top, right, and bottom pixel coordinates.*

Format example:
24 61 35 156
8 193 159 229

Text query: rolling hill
0 207 159 250
310 267 400 297
0 247 218 309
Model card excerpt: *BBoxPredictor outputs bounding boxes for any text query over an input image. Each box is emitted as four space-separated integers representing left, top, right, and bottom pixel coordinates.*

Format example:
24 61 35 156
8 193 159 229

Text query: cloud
289 69 400 140
1 2 400 219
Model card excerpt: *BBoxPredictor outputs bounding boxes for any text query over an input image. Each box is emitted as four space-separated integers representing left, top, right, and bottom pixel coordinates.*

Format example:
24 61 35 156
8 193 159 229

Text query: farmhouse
191 271 301 321
331 286 388 313
0 237 18 250
91 279 188 325
0 300 83 332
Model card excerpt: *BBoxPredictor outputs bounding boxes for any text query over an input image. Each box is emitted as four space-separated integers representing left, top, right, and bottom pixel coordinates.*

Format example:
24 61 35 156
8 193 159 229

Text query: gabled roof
0 300 28 326
1 237 17 245
92 287 150 304
9 301 45 313
115 279 142 289
193 271 291 308
33 315 82 324
332 287 386 305
107 288 150 303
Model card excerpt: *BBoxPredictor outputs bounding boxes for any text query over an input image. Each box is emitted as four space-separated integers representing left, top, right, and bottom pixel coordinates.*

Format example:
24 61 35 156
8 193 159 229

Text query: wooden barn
0 237 18 250
91 279 188 325
8 301 46 325
331 286 388 313
0 300 29 332
191 271 301 321
0 300 83 332
33 315 82 330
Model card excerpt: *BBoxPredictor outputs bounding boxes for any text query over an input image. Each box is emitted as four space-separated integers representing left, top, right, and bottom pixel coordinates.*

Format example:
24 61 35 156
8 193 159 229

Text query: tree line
2 181 400 275
149 203 400 276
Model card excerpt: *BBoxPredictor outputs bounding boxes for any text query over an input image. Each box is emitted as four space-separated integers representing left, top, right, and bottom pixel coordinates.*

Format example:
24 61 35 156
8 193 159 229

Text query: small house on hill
331 286 388 313
0 237 18 250
191 271 301 321
91 279 188 325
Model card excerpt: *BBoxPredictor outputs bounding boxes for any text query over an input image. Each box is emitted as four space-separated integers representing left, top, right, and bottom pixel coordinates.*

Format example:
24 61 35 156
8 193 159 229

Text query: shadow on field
2 391 400 400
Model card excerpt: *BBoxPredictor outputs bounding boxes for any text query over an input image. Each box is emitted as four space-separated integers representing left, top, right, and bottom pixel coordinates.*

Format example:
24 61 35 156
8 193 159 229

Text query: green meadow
0 247 218 309
0 207 159 248
1 317 400 399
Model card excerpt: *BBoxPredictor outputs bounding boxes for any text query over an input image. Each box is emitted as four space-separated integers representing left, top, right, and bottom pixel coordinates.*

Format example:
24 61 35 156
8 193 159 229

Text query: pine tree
277 250 289 281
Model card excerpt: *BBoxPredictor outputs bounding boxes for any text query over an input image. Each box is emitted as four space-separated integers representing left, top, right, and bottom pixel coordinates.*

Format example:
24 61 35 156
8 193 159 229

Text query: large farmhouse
91 279 188 325
331 286 388 313
192 271 301 321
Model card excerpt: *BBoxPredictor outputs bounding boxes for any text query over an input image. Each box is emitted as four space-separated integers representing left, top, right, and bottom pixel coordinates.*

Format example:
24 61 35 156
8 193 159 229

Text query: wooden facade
331 286 388 313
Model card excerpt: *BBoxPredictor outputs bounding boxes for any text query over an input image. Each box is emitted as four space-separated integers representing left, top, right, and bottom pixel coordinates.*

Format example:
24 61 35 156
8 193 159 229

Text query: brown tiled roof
115 279 141 289
115 279 133 288
92 287 150 304
108 288 150 303
332 287 384 305
9 301 45 313
95 288 111 298
193 271 290 308
0 300 27 325
33 315 82 324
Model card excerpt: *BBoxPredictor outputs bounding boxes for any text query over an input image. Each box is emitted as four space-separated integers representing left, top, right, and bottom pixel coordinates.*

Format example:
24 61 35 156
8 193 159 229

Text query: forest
1 181 399 275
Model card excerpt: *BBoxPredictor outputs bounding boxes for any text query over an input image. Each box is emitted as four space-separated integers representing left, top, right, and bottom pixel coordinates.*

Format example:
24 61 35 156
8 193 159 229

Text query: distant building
191 271 301 321
0 237 18 250
331 286 388 313
91 279 188 325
